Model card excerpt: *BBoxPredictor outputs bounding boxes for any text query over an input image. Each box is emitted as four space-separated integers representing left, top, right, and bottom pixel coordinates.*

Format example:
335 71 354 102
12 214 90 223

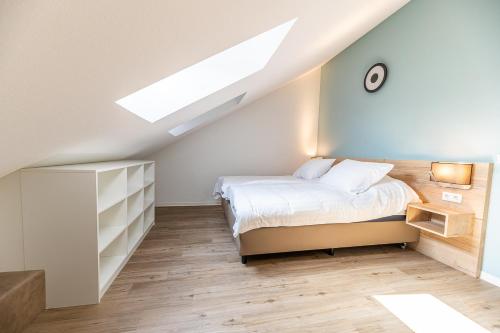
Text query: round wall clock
364 63 388 93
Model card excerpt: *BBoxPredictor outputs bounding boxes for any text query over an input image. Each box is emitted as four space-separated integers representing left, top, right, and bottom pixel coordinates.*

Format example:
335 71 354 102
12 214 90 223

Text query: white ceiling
0 0 409 178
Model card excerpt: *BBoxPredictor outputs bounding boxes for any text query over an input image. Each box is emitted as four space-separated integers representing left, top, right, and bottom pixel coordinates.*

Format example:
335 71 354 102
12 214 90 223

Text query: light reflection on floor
374 294 490 333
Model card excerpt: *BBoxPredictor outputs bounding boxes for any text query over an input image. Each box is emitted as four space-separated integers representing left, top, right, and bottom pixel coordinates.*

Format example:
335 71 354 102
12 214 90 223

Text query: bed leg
400 242 408 250
241 256 248 264
327 248 335 256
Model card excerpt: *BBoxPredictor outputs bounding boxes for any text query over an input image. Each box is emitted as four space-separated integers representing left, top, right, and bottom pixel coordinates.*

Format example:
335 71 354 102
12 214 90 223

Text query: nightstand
406 203 474 238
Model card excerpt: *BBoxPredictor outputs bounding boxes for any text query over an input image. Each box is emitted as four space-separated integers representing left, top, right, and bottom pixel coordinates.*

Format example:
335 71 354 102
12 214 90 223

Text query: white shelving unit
21 160 155 308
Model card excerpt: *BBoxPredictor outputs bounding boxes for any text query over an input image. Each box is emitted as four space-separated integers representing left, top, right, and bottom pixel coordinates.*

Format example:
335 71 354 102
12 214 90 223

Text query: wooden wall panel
333 158 493 277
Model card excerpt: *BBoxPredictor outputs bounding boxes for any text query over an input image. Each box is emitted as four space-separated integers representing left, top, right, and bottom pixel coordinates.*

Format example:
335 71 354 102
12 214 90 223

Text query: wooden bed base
222 199 420 263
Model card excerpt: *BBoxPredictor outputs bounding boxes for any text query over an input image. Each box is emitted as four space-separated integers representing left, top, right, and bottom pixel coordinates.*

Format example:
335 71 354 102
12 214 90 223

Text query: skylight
169 93 246 136
116 19 297 123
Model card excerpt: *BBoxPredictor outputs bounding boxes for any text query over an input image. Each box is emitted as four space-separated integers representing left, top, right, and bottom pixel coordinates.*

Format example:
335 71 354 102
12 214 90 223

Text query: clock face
364 63 388 93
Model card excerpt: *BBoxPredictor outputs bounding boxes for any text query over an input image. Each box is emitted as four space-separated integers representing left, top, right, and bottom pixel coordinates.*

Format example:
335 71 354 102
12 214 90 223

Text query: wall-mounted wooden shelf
406 203 473 238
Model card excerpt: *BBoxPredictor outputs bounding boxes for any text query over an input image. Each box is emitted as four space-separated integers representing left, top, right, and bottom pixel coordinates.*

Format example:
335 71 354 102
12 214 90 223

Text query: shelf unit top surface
23 160 154 173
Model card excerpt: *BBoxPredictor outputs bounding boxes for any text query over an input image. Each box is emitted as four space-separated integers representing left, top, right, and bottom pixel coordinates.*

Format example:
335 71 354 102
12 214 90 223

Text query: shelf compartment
99 225 127 253
144 204 155 231
144 183 155 208
407 220 445 236
144 163 155 186
99 230 127 292
98 200 127 252
128 213 144 253
99 255 126 294
97 169 127 213
127 165 144 196
406 203 473 237
127 189 144 224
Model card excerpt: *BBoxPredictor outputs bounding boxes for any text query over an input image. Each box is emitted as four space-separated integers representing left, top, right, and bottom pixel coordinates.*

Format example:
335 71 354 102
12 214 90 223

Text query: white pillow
293 159 335 180
320 159 393 194
369 176 421 205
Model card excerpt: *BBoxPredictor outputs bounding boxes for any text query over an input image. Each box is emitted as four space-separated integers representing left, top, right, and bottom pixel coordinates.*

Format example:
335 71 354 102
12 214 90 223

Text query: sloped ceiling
0 0 409 178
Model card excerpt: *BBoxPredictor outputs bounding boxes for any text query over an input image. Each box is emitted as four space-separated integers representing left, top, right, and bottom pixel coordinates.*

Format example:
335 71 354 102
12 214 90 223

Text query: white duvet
213 175 307 199
225 176 420 237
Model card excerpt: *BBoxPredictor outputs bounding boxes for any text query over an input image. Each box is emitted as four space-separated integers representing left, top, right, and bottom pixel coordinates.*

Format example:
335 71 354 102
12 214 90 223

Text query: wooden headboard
333 158 493 277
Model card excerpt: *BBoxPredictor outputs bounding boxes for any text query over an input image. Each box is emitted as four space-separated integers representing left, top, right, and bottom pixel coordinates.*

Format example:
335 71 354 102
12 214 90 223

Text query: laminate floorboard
24 206 500 332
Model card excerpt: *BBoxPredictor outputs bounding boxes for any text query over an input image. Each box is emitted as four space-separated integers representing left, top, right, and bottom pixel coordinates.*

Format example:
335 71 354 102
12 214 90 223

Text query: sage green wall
317 0 500 280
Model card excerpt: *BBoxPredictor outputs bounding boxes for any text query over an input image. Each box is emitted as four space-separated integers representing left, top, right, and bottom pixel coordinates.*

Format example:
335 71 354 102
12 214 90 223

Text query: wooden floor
25 206 500 333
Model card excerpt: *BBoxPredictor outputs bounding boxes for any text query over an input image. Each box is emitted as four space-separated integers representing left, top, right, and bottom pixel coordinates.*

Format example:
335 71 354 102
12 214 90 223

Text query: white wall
150 69 321 206
0 171 24 272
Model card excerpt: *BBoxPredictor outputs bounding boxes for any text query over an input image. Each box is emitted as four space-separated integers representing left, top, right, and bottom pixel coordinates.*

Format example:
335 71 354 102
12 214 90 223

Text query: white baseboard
480 271 500 287
156 200 221 207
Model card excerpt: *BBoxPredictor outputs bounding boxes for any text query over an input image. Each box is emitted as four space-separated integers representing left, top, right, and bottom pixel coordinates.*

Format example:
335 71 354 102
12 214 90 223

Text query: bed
214 166 421 264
